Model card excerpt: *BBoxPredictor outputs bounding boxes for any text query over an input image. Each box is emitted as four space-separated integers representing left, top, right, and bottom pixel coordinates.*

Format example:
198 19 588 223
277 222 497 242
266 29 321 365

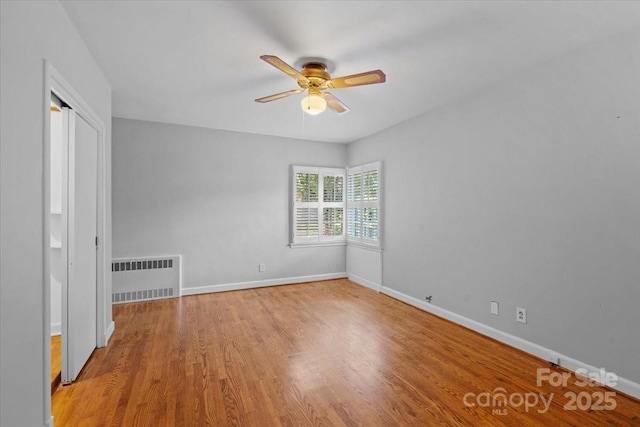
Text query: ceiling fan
255 55 386 115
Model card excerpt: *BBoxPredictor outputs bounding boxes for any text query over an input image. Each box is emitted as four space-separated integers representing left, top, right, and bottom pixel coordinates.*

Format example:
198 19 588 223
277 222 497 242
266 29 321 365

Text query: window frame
347 161 382 249
291 166 346 246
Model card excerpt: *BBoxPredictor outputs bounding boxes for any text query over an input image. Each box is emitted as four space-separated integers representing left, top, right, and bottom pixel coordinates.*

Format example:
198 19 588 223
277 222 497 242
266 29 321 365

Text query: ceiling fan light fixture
301 94 326 115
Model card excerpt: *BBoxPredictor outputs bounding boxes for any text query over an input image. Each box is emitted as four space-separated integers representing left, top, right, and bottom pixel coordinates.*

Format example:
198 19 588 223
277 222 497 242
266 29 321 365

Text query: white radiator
111 255 181 304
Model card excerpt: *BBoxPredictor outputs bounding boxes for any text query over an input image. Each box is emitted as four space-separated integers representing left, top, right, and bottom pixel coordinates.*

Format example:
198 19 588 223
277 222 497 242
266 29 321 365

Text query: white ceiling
60 1 640 143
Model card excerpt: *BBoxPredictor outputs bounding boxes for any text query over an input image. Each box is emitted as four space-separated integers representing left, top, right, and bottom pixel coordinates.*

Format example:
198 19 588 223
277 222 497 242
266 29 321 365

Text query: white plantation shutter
292 166 345 244
294 170 319 238
295 207 319 237
347 162 381 247
347 170 361 238
321 173 344 238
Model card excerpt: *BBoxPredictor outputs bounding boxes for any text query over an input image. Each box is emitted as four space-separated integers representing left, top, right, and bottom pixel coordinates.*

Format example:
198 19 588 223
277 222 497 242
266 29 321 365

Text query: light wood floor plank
51 335 62 394
53 279 640 426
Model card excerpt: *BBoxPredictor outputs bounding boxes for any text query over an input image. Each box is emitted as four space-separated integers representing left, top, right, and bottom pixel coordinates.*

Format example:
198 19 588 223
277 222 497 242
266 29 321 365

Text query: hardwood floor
52 279 639 426
51 334 61 394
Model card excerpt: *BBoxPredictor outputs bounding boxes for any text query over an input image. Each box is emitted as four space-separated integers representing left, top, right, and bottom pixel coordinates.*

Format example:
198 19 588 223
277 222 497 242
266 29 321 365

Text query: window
292 166 345 245
347 162 381 247
291 163 380 247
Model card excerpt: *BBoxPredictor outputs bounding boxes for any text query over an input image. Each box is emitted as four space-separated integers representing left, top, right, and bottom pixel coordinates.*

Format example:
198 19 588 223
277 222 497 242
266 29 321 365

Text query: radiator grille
111 255 180 304
112 258 173 271
112 287 174 303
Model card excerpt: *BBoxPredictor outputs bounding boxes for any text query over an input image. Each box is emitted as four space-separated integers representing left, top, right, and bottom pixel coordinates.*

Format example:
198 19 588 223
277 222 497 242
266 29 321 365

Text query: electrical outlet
516 307 527 324
259 263 266 272
490 301 499 316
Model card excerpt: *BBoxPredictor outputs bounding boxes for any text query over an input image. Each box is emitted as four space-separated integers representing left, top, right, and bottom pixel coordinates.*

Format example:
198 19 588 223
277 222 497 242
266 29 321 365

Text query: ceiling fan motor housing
298 62 330 93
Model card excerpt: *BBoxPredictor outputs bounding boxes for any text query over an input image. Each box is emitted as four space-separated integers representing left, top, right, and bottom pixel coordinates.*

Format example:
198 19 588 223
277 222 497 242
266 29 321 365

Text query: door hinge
95 236 98 247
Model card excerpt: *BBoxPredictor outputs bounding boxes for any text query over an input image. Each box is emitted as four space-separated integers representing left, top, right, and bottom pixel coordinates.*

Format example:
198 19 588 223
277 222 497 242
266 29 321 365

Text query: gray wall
112 118 347 288
348 29 640 383
0 2 112 426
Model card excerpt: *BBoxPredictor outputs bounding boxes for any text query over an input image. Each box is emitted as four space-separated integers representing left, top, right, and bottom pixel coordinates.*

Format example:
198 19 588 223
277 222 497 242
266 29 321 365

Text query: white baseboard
50 323 61 336
181 272 348 296
100 320 115 347
348 273 382 292
44 415 54 427
380 286 640 400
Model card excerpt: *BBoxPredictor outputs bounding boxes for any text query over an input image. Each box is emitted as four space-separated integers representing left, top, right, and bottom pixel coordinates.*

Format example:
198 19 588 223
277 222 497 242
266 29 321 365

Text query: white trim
42 63 53 427
48 62 109 348
291 165 347 245
347 161 382 173
289 241 346 248
181 273 348 296
45 415 54 427
380 286 640 400
348 274 382 292
51 323 61 336
102 321 115 345
346 161 382 249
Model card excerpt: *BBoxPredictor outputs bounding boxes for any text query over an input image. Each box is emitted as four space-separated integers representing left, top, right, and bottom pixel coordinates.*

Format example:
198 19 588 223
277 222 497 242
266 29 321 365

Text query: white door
62 109 98 382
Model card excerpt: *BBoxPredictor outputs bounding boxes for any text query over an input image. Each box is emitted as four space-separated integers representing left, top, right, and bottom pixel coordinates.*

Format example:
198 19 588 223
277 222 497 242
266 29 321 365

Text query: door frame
43 60 109 421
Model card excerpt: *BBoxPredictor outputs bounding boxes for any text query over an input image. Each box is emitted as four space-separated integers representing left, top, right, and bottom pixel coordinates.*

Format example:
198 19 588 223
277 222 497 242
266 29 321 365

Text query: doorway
49 92 99 386
45 61 111 426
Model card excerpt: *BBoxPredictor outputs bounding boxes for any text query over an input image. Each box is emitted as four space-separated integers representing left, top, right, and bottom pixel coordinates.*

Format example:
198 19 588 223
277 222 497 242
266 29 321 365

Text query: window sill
289 241 347 249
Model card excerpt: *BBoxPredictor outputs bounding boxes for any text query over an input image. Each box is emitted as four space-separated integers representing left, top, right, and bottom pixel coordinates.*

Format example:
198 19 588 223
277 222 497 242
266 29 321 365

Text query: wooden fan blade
255 89 304 103
260 55 308 82
327 70 386 89
321 92 350 114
